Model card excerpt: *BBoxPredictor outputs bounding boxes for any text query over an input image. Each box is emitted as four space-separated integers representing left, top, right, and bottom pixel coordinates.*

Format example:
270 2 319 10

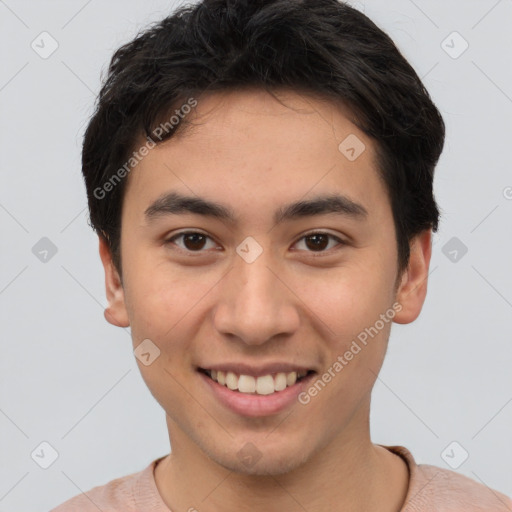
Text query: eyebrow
144 191 368 225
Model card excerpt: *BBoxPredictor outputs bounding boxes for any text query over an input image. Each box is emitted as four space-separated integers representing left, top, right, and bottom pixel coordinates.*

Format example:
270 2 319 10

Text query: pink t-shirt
50 445 512 511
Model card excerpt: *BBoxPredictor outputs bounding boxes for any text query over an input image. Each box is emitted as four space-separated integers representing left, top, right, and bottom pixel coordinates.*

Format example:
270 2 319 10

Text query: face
100 89 431 476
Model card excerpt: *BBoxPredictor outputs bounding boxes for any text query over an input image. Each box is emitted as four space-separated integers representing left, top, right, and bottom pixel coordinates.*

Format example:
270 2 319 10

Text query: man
52 0 512 510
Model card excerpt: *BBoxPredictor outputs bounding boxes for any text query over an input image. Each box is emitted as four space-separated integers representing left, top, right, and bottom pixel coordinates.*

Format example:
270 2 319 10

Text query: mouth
197 367 316 396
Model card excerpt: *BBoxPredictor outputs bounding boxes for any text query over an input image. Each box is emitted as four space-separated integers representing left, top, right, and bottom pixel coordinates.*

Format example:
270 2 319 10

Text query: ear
98 236 130 328
393 229 432 324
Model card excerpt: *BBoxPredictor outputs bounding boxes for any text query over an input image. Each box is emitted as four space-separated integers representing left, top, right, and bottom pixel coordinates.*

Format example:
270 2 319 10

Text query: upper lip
198 362 316 377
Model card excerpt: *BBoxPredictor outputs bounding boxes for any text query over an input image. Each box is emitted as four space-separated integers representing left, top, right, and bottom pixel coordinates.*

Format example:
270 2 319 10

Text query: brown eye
166 231 216 252
295 232 344 253
165 231 344 255
182 233 207 250
304 233 329 251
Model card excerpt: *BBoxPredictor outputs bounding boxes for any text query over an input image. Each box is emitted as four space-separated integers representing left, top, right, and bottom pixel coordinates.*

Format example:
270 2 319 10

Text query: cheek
295 260 394 338
296 264 395 401
296 272 394 421
124 259 223 357
126 270 202 407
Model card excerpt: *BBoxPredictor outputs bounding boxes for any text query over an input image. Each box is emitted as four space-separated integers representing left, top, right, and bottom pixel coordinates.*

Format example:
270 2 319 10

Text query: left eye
165 231 344 253
294 232 344 252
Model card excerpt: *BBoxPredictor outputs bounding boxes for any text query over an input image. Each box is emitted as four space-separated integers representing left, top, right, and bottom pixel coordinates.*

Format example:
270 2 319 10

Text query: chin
208 440 311 477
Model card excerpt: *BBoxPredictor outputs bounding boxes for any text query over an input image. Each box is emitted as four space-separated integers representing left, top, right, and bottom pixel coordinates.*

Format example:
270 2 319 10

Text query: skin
99 88 432 512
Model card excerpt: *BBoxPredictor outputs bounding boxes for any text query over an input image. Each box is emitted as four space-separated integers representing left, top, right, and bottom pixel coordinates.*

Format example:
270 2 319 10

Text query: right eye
164 231 219 253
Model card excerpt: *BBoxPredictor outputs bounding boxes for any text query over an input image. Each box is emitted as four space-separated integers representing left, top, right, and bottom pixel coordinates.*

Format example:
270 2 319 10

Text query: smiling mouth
198 368 316 395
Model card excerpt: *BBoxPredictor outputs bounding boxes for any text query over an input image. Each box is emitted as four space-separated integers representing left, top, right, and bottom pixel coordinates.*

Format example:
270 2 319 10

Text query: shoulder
408 462 512 511
383 445 512 512
49 459 157 512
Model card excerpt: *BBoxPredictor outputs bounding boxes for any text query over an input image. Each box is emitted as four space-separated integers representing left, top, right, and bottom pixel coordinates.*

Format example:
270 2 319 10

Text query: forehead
122 88 385 222
161 88 367 155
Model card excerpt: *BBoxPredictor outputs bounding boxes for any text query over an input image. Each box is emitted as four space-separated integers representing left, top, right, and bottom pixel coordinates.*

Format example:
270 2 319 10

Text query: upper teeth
208 370 308 395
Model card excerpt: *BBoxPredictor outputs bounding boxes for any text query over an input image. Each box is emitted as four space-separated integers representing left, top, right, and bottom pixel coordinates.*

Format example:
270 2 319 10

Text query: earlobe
393 230 432 325
98 236 130 328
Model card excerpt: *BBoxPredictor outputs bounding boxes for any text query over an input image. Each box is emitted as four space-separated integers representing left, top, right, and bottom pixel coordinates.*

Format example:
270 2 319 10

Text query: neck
154 403 409 512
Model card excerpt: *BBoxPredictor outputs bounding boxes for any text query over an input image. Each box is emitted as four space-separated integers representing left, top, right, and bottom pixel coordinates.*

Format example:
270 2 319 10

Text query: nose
212 251 300 346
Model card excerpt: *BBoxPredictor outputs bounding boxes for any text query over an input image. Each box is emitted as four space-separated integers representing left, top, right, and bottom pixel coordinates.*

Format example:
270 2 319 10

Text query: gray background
1 0 511 510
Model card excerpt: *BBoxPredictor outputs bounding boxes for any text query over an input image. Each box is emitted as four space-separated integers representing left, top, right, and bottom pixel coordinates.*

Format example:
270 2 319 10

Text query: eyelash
164 230 346 255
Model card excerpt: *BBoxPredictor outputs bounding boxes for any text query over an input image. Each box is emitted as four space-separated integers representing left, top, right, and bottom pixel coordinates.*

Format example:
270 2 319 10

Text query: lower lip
198 370 316 417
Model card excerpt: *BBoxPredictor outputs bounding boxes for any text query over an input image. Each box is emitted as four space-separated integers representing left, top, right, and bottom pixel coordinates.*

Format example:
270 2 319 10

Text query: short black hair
82 0 445 279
